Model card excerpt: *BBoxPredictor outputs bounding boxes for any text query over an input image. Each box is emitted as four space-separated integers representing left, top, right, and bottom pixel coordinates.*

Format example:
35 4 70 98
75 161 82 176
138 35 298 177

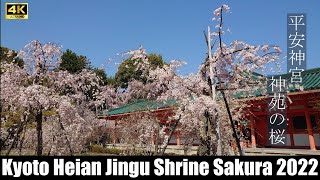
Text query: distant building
241 68 320 150
97 99 178 145
98 68 320 150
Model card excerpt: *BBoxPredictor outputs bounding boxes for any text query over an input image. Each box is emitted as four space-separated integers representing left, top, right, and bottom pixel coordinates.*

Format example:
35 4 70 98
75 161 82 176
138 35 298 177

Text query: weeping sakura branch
1 40 106 156
204 4 282 155
19 40 62 156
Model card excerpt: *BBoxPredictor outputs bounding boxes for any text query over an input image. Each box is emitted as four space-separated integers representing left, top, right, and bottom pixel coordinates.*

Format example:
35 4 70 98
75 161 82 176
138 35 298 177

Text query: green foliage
1 111 22 127
1 111 35 129
87 145 180 156
114 53 167 88
93 68 108 85
0 46 24 67
92 68 117 86
106 77 116 86
3 119 15 127
1 110 58 129
148 53 167 68
42 110 58 117
59 49 91 73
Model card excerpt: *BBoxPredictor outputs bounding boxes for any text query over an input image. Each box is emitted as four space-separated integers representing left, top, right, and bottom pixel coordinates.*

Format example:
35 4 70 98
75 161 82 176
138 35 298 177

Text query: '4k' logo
5 3 28 20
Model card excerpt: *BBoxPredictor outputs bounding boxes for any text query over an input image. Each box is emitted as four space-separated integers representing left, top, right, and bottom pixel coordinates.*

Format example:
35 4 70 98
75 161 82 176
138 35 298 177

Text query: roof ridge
265 67 320 78
107 98 156 111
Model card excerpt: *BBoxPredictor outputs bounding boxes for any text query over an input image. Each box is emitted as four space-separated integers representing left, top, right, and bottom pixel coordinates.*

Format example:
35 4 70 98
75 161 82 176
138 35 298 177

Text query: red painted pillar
305 109 316 150
288 115 295 147
316 113 320 143
113 120 117 144
315 112 320 135
176 130 180 146
250 114 256 148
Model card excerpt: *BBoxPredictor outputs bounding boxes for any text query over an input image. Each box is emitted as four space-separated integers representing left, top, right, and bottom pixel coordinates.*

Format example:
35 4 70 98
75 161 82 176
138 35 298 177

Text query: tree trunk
197 111 217 156
58 117 73 156
197 114 210 156
19 121 27 155
5 121 24 156
159 115 181 156
36 111 43 156
221 91 243 156
209 111 218 155
0 127 16 151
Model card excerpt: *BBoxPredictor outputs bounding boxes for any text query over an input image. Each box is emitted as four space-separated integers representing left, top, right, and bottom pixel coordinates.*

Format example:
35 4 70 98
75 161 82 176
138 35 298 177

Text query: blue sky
1 0 319 76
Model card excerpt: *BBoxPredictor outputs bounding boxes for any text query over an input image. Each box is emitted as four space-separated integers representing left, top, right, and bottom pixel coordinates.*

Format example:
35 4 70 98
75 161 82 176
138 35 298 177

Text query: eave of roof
98 68 320 117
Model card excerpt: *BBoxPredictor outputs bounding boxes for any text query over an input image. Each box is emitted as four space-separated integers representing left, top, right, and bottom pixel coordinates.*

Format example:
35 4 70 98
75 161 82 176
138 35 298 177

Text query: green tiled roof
269 68 320 92
100 68 320 116
294 68 320 90
235 68 320 98
101 99 176 116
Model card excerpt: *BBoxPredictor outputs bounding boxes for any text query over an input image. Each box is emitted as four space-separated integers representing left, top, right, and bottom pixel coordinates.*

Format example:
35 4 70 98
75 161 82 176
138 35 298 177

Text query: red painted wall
255 116 268 147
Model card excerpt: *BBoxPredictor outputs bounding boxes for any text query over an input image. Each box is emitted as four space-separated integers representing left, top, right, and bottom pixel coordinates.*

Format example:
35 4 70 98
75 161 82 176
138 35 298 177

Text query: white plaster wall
293 134 320 146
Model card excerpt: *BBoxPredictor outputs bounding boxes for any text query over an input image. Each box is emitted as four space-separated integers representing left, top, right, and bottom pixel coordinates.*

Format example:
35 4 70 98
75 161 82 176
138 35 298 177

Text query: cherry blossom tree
1 40 110 155
115 113 162 155
119 4 282 156
16 40 62 155
118 48 216 155
1 4 283 156
201 4 281 155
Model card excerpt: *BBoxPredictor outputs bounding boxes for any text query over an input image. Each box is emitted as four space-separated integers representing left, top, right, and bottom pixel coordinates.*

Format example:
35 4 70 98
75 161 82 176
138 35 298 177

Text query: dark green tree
59 49 91 73
106 77 116 86
92 68 116 86
0 46 24 67
115 53 167 88
93 68 108 85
